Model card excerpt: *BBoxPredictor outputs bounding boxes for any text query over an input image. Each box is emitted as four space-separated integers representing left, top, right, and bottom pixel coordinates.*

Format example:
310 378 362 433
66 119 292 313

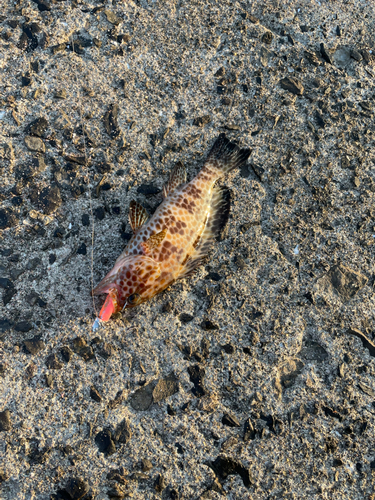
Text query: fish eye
127 293 140 305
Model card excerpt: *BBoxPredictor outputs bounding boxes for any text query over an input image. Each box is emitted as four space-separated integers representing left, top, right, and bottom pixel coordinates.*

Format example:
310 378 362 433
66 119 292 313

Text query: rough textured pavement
0 0 375 499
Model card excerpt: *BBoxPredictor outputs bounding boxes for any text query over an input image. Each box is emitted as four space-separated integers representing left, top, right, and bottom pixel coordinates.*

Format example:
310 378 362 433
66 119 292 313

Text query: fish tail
203 133 251 177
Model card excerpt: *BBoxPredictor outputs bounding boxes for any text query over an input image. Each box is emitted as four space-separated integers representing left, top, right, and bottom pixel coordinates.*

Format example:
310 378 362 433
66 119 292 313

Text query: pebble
154 474 166 492
81 214 90 226
45 353 63 370
34 186 62 215
24 136 45 153
72 337 95 361
104 104 120 138
61 478 89 500
243 418 256 441
77 243 87 255
261 31 273 44
27 117 48 137
179 313 194 323
0 410 12 431
90 386 102 402
210 455 254 488
0 319 13 333
0 208 17 229
104 10 122 25
279 77 304 96
15 321 33 333
54 89 67 99
137 184 160 195
153 373 179 403
95 429 116 455
187 364 206 397
141 459 153 471
320 43 333 64
23 336 45 355
200 320 219 331
113 419 132 445
193 115 211 127
94 207 105 220
222 413 240 427
350 49 363 61
130 382 155 411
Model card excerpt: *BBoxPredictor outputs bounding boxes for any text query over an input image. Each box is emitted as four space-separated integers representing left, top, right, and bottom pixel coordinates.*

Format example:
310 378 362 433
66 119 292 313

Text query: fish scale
92 133 251 326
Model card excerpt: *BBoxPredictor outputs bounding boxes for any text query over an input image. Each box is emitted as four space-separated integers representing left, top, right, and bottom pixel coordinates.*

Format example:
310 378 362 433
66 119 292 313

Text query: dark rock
359 101 372 113
35 186 62 214
0 319 13 333
142 458 153 471
45 374 53 387
45 354 63 370
0 208 17 229
94 207 105 220
347 328 375 357
215 67 225 77
336 26 342 36
97 342 116 359
95 429 116 455
15 321 33 333
200 320 219 331
210 455 254 488
72 337 95 361
130 381 155 411
154 474 166 492
169 488 179 500
3 287 17 306
320 43 333 64
0 410 12 431
248 14 259 23
137 184 160 195
167 405 177 416
54 89 67 99
278 359 304 389
328 264 367 301
26 258 41 271
0 278 13 290
25 291 42 306
188 364 206 397
206 272 222 281
280 77 304 96
222 413 240 427
179 313 194 323
193 115 211 127
77 243 87 255
153 373 179 402
82 214 90 226
24 337 45 355
350 49 362 62
234 255 247 270
49 254 56 264
27 117 49 137
315 111 325 128
221 98 231 106
113 419 132 445
104 103 120 138
300 341 328 363
222 344 234 354
262 31 273 44
90 386 102 402
32 0 51 12
64 478 90 500
243 418 256 441
0 469 8 483
322 405 342 421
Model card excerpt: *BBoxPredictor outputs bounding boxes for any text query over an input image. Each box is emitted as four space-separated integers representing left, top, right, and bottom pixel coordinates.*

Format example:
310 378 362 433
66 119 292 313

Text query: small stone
27 117 48 137
104 103 120 138
77 243 87 255
72 337 95 361
54 89 67 99
45 353 63 370
81 214 90 226
280 77 304 96
0 278 13 290
137 184 160 195
45 374 53 387
350 49 363 62
90 386 102 402
33 0 51 12
210 455 254 488
95 429 116 455
130 382 155 411
64 478 90 500
0 319 13 333
206 272 222 281
15 321 33 333
262 31 273 44
113 419 132 444
248 14 259 23
179 313 194 323
94 207 105 220
24 135 45 153
141 459 153 471
193 115 211 127
188 364 206 397
320 43 333 64
154 474 166 492
0 469 9 483
222 344 235 354
35 186 62 215
222 413 240 427
0 208 17 229
243 418 256 441
24 336 45 354
104 10 122 25
0 410 12 431
328 264 367 301
200 320 219 331
153 373 179 403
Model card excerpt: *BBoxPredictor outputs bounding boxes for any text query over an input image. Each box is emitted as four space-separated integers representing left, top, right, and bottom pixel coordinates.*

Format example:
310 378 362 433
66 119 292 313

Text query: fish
92 133 251 327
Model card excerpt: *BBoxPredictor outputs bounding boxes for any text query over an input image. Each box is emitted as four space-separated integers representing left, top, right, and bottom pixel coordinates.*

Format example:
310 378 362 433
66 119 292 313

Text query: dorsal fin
141 229 167 255
129 200 149 232
163 161 186 198
178 186 230 279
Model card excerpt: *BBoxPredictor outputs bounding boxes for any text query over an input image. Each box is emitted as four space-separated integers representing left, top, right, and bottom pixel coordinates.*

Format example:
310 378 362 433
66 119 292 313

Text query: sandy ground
1 0 375 499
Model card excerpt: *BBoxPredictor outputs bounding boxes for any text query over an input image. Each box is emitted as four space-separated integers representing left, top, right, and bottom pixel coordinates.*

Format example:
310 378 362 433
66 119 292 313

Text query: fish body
93 134 250 322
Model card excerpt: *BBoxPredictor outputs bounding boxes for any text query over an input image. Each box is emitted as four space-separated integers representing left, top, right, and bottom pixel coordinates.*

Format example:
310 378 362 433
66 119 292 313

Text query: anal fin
163 161 186 198
129 200 149 232
178 186 231 279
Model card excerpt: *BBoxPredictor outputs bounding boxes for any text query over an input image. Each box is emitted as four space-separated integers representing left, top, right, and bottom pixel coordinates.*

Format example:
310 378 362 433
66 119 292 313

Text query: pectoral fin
140 229 167 255
163 161 186 198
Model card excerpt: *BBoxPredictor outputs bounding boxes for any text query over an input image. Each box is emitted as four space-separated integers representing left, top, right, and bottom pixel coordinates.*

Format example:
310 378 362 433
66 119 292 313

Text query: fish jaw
98 287 119 322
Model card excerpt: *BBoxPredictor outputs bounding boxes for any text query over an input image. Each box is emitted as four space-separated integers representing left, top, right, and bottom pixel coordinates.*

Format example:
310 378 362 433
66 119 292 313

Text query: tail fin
203 133 251 176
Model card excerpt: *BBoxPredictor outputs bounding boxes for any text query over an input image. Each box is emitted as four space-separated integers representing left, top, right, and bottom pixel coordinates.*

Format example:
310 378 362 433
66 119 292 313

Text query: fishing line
69 33 98 322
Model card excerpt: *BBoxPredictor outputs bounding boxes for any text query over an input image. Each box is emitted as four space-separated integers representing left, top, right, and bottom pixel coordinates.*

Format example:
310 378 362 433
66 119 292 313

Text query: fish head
92 254 161 321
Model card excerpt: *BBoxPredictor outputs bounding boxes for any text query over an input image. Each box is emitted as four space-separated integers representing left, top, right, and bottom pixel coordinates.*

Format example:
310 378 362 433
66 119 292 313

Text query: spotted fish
92 134 250 326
